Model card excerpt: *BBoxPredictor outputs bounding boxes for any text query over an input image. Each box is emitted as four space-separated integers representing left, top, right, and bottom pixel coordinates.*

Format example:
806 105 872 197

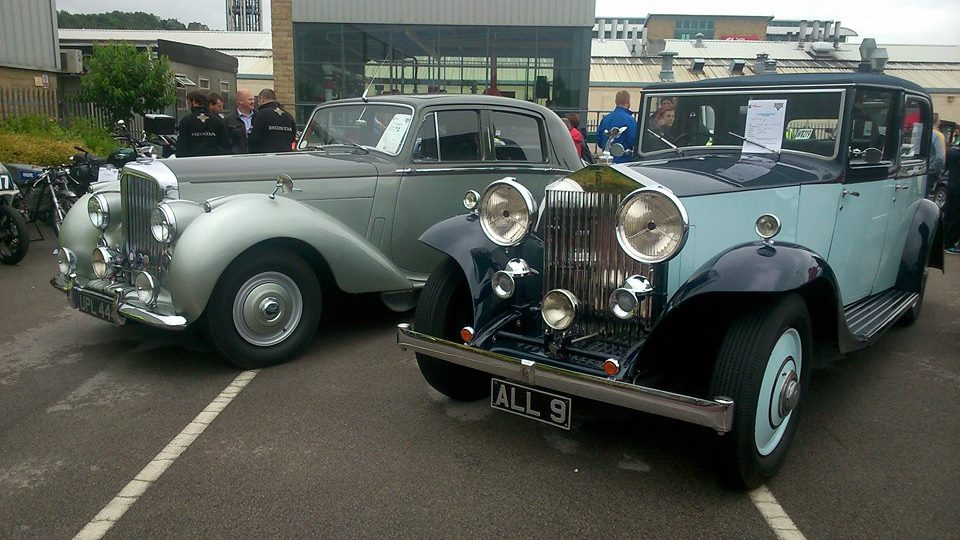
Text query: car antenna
361 56 390 103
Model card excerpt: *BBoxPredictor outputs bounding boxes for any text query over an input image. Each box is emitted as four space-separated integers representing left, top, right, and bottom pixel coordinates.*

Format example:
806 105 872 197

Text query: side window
850 90 895 163
412 110 481 162
490 111 545 162
900 97 930 160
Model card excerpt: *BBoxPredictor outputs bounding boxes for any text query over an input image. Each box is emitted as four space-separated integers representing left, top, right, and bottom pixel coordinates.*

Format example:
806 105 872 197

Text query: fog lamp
609 275 654 320
542 289 578 331
492 271 515 299
57 247 76 276
92 247 121 279
135 271 157 304
463 190 480 210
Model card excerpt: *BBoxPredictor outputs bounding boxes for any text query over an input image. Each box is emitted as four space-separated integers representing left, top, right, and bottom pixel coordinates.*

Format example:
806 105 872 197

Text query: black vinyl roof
643 72 928 95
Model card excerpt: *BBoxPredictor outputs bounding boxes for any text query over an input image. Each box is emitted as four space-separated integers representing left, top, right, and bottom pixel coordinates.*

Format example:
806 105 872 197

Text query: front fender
168 194 412 321
896 197 943 292
420 214 543 328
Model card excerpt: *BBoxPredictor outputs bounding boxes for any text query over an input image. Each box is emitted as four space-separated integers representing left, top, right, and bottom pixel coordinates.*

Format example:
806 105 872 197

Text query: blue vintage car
397 73 944 488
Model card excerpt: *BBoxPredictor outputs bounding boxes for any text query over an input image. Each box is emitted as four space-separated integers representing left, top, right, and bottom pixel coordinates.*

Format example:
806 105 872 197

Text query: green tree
79 43 176 124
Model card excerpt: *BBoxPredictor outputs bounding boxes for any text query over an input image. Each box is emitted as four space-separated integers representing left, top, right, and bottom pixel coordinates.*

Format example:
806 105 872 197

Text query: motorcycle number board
490 378 571 430
71 289 119 324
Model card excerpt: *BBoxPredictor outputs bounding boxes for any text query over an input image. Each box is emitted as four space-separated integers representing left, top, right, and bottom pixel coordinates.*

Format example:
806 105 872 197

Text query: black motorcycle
8 163 82 237
70 116 177 189
0 163 29 264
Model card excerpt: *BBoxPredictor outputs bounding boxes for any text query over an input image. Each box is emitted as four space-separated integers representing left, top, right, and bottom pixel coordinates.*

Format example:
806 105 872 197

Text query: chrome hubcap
232 271 303 347
755 328 802 456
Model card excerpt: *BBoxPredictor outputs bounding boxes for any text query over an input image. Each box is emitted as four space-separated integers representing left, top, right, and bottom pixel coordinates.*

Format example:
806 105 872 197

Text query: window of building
413 110 481 162
221 81 229 92
174 73 196 87
674 17 715 39
199 77 210 90
490 111 545 162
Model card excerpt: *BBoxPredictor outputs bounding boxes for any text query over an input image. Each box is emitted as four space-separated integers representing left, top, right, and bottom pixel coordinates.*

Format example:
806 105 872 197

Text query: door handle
895 184 910 191
842 189 860 197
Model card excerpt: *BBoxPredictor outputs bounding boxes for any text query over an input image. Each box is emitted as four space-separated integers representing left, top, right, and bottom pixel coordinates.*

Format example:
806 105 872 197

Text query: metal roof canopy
641 72 929 94
292 0 596 27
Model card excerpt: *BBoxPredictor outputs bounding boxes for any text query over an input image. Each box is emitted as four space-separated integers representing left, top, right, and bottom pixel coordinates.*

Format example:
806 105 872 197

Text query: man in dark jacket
248 88 296 153
943 144 960 253
176 90 228 157
223 88 255 154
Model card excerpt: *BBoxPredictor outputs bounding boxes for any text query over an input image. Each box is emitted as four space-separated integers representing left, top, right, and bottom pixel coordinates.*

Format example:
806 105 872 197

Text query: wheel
414 256 489 401
0 205 29 265
933 186 947 209
897 267 927 327
709 294 812 489
206 248 321 368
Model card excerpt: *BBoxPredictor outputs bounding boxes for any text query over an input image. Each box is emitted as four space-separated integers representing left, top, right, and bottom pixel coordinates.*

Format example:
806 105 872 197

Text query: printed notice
742 99 788 154
376 114 412 154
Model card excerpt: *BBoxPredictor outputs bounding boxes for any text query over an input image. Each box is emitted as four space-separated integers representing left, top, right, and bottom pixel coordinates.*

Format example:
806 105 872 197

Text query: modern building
271 0 596 122
226 0 263 32
593 16 857 43
0 0 60 118
58 29 273 91
588 36 960 122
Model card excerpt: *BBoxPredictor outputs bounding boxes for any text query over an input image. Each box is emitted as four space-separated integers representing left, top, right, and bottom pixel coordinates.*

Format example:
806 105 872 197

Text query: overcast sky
57 0 960 45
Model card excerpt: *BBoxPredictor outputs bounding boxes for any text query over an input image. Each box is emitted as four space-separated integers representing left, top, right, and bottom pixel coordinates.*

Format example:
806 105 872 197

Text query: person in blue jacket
596 90 638 163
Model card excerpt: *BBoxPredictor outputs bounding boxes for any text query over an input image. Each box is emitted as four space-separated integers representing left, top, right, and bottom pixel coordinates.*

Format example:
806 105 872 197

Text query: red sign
719 34 761 41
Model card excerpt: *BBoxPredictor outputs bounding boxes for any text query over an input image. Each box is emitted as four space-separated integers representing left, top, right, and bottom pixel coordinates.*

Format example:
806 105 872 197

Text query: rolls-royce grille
120 173 164 285
542 190 652 345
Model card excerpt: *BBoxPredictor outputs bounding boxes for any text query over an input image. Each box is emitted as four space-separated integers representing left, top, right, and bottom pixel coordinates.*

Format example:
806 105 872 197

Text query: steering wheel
672 131 712 147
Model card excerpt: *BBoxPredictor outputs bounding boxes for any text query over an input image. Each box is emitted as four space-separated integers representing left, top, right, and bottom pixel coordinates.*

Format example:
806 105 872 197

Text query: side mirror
270 174 296 199
610 143 626 158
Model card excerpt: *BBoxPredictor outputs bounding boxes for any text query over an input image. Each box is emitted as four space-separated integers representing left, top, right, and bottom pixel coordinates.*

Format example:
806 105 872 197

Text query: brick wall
644 19 674 41
271 0 296 121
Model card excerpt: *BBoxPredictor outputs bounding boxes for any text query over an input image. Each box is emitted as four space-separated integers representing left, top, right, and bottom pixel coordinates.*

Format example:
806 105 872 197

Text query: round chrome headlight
87 194 110 230
755 214 782 240
463 190 480 210
150 204 176 244
56 247 76 275
492 271 516 299
479 178 537 247
542 289 578 331
92 247 120 279
135 271 157 304
615 188 688 263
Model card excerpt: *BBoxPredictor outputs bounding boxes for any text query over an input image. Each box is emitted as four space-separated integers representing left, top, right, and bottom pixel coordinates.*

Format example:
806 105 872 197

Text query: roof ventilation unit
729 59 746 75
691 58 706 73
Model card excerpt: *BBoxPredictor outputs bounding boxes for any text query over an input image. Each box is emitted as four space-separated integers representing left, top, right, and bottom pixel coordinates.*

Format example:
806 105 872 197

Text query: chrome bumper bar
50 275 187 330
397 323 734 433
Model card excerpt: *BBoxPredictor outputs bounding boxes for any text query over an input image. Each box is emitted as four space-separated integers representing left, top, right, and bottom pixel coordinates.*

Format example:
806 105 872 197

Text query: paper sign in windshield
376 114 412 154
742 99 787 154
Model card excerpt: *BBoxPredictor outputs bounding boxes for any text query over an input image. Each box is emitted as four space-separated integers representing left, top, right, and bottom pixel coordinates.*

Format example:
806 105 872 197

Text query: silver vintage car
51 95 581 367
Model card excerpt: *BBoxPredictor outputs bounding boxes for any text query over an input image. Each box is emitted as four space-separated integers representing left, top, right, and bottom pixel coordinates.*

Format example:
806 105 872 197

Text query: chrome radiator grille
120 173 164 284
542 190 652 344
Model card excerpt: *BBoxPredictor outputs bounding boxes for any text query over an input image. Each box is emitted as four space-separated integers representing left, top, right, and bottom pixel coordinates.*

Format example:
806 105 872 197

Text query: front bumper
50 273 187 330
397 323 735 433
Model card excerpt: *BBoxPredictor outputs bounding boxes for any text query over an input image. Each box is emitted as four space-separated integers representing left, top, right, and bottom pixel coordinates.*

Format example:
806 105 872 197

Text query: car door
390 107 491 274
827 88 898 305
872 94 931 293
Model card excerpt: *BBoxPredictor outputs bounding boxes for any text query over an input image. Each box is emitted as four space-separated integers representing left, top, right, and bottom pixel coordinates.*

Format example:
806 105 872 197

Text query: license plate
490 378 571 430
72 289 120 324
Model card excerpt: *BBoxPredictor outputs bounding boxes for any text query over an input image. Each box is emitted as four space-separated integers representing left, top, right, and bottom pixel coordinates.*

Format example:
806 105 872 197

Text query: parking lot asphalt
1 227 958 539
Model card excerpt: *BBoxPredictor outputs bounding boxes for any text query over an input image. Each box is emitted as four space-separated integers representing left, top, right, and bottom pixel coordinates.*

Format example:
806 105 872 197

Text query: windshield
640 90 843 158
298 104 413 155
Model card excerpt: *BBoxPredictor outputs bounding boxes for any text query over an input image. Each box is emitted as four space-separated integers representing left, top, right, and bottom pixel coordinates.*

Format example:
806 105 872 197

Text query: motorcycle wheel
0 205 29 265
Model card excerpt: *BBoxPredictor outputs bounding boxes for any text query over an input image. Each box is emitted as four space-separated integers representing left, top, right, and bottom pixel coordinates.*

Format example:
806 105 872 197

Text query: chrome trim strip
397 324 734 432
396 167 572 175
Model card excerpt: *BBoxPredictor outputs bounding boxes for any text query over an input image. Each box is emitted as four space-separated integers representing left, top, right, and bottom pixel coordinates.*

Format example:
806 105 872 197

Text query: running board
843 289 919 341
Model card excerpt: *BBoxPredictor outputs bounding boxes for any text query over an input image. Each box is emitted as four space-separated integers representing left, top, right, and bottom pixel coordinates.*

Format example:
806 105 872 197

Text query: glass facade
293 23 591 122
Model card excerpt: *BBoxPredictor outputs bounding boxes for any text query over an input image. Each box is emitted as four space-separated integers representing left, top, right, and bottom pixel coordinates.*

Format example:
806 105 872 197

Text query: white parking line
749 485 807 540
72 370 259 540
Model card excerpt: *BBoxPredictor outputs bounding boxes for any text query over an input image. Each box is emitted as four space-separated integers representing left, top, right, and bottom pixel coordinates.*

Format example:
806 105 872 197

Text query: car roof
643 72 928 95
319 94 554 112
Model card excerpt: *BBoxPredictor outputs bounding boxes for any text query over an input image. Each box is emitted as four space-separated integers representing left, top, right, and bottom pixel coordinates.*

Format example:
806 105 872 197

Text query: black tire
897 267 927 327
414 256 489 401
709 294 812 489
205 248 321 369
0 205 29 265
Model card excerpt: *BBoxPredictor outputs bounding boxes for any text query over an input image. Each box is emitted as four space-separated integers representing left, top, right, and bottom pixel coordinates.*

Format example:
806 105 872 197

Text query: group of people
560 90 640 164
176 88 297 158
934 113 960 254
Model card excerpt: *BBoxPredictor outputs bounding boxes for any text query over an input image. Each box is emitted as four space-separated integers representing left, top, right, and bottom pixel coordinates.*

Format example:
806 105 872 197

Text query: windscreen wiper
645 129 682 156
727 132 781 155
